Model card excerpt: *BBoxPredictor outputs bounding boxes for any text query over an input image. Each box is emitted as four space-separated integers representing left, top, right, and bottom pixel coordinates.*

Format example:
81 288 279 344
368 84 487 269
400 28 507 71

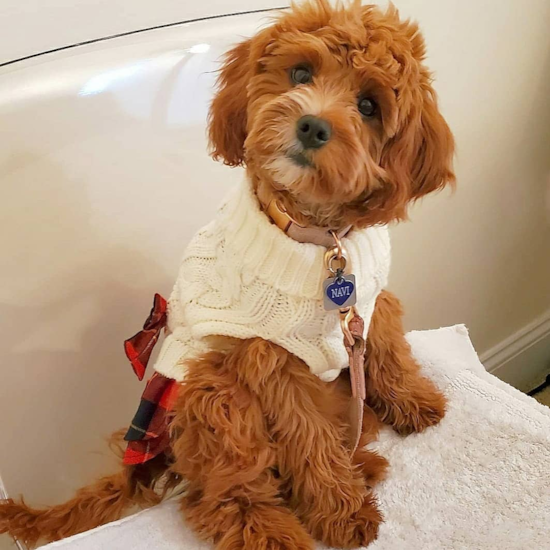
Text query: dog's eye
358 97 377 118
290 66 313 85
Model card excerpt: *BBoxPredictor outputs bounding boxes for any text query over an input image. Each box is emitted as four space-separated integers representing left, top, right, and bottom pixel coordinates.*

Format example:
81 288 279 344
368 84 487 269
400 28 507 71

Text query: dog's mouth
287 151 314 168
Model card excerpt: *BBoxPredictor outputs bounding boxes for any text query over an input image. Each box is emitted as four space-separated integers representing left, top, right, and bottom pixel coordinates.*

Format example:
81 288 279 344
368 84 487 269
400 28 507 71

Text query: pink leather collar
257 189 352 248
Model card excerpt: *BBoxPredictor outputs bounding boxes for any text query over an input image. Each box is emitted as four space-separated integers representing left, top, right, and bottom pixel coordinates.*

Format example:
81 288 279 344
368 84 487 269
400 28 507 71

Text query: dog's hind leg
171 347 314 550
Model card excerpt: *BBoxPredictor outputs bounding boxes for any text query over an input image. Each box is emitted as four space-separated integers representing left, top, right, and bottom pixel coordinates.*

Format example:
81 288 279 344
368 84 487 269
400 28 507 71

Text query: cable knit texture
153 178 391 383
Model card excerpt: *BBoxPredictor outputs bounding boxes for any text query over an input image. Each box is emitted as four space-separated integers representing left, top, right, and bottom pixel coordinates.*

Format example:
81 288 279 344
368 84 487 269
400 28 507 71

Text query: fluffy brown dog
0 1 454 548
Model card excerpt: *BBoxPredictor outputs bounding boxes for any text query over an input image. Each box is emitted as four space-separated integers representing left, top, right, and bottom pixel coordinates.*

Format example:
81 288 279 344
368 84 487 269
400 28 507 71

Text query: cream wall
0 2 550 544
387 0 550 360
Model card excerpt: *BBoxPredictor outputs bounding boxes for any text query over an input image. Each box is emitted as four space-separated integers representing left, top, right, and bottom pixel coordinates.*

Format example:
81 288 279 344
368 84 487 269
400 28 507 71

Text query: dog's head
208 0 455 228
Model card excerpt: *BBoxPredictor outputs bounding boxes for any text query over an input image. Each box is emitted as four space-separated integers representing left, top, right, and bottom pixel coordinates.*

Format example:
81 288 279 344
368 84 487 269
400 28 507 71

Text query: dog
0 1 454 548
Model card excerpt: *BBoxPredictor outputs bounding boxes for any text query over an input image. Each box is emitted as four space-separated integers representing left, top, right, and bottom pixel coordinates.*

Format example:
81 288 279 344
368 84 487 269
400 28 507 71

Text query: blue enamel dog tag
323 274 357 311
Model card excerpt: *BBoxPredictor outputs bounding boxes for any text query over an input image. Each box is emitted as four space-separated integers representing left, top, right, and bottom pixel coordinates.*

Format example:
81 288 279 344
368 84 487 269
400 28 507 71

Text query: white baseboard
480 310 550 392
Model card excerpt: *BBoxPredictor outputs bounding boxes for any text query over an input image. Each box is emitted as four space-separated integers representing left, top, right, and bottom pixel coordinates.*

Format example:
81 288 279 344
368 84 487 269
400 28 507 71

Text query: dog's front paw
393 391 446 436
311 494 382 548
216 505 314 550
243 531 314 550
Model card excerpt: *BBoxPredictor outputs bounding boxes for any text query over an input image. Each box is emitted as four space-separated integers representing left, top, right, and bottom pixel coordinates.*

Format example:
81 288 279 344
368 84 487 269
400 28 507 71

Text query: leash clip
340 306 357 347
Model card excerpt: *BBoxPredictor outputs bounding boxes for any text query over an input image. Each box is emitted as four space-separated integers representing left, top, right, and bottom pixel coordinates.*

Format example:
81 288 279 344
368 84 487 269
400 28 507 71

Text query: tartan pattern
123 373 179 465
122 293 179 466
124 293 167 381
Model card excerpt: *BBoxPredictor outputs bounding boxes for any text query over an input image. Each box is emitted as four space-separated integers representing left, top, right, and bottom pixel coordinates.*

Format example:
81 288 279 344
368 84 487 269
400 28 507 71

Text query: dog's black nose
296 115 332 150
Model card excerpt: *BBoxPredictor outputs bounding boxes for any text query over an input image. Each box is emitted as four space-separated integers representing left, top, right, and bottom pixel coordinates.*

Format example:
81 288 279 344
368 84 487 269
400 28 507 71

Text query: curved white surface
0 2 286 65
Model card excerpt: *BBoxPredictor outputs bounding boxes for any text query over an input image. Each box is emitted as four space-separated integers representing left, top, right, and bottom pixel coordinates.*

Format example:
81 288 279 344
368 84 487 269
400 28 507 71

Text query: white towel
41 326 550 550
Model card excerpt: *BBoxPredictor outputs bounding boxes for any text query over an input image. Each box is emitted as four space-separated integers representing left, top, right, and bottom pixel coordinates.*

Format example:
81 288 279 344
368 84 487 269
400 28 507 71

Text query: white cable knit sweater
153 178 391 383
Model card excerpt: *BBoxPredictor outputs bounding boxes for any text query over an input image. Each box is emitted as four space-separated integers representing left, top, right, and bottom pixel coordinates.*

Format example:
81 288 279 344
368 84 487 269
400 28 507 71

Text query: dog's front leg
365 290 446 435
170 346 314 550
238 339 382 548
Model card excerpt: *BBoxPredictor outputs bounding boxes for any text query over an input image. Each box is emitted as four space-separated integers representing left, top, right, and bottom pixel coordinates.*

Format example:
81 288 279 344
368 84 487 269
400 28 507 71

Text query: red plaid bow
123 294 178 466
124 293 167 381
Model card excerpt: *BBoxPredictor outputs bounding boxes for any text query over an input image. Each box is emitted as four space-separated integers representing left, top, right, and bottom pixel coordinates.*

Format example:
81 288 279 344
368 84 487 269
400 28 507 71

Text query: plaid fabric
123 293 179 466
123 373 179 465
124 293 167 381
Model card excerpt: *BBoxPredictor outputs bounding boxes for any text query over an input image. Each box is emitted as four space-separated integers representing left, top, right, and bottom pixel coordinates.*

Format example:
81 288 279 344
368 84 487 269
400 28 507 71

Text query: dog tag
323 274 357 311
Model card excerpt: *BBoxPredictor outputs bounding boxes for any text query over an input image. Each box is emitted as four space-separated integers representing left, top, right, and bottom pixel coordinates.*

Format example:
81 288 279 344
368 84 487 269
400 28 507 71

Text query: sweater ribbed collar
217 178 373 300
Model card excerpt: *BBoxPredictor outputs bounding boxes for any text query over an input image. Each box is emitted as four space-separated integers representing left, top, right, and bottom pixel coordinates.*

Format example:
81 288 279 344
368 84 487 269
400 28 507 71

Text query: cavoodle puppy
0 1 454 548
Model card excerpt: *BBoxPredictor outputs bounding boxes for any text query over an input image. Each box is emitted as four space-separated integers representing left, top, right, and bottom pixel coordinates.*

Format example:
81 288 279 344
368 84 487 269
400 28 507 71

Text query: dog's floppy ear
381 88 455 200
208 40 252 167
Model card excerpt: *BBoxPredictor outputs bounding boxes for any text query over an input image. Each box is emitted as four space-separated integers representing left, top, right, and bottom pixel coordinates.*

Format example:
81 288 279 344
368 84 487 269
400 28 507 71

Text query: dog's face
209 0 455 227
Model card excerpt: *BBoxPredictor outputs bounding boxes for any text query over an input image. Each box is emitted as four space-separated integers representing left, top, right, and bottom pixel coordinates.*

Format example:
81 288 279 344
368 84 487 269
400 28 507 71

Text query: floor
533 385 550 407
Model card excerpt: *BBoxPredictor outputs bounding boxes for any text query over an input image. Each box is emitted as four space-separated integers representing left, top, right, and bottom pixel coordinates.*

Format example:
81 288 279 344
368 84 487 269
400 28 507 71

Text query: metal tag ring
324 247 348 275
